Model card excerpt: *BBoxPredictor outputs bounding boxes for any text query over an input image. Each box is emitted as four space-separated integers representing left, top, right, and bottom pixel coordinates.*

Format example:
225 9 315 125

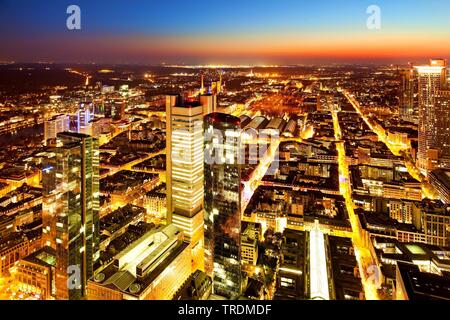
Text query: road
332 110 380 300
342 90 439 200
242 138 280 213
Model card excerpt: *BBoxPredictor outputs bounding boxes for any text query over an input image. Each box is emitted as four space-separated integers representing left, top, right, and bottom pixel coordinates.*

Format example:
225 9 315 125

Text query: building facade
429 169 450 204
166 95 205 273
44 114 70 146
42 132 100 300
415 59 449 173
204 113 243 299
399 67 418 124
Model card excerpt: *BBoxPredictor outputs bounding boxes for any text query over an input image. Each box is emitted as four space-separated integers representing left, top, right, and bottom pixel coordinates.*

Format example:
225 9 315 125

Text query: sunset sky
1 0 450 65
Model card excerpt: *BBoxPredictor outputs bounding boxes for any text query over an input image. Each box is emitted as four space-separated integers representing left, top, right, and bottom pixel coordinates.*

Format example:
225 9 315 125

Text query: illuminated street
242 137 281 213
332 110 380 300
343 90 439 200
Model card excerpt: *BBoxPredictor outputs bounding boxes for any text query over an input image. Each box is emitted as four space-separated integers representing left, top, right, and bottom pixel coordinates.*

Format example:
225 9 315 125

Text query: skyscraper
415 59 449 173
204 113 242 299
200 74 205 95
112 100 126 121
166 94 210 273
434 90 450 168
42 132 100 300
200 94 217 115
77 102 94 135
44 114 70 146
399 67 418 123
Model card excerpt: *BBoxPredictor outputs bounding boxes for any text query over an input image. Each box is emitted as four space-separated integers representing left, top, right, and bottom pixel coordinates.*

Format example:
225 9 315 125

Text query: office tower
42 153 58 249
434 90 450 168
77 102 94 135
204 113 242 299
447 67 450 86
200 74 205 95
210 72 223 95
42 132 100 300
211 82 221 95
399 67 418 123
218 71 223 93
44 114 70 146
166 94 205 273
415 59 449 173
112 100 126 121
199 94 217 115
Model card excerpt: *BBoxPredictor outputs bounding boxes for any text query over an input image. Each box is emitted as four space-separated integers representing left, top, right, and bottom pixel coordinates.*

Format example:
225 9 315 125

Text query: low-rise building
396 262 450 300
0 229 42 275
173 270 212 300
87 224 191 300
14 246 56 300
241 226 259 266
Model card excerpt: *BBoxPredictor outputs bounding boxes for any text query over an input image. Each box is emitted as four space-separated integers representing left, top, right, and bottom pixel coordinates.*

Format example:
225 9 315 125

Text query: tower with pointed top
200 73 205 95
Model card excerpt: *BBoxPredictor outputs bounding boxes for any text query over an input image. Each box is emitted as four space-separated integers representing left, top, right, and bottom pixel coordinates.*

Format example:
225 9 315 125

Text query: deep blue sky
1 0 449 64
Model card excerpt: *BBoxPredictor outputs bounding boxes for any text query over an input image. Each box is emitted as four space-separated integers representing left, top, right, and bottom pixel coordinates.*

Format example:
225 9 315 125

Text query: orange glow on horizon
7 30 450 63
124 33 450 62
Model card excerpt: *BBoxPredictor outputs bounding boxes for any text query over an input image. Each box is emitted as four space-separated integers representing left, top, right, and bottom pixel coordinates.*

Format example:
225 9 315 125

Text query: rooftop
22 246 56 267
430 169 450 190
397 262 450 300
100 204 146 235
91 224 187 298
100 170 158 194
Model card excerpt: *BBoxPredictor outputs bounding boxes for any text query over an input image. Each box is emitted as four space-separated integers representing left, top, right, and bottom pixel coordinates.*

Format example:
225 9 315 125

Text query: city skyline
0 0 450 307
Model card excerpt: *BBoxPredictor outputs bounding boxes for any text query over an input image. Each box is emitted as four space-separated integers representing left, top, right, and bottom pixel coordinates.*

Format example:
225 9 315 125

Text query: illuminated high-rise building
78 102 94 135
44 114 70 146
44 104 96 147
112 100 126 121
209 72 224 95
42 132 100 300
42 154 58 250
200 74 205 95
399 67 418 123
434 90 450 168
199 94 217 114
166 94 212 273
415 59 449 173
203 113 242 299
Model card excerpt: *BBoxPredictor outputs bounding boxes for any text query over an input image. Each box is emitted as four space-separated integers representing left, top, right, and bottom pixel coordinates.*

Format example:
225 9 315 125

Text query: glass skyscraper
42 132 100 300
399 67 418 124
204 113 242 299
